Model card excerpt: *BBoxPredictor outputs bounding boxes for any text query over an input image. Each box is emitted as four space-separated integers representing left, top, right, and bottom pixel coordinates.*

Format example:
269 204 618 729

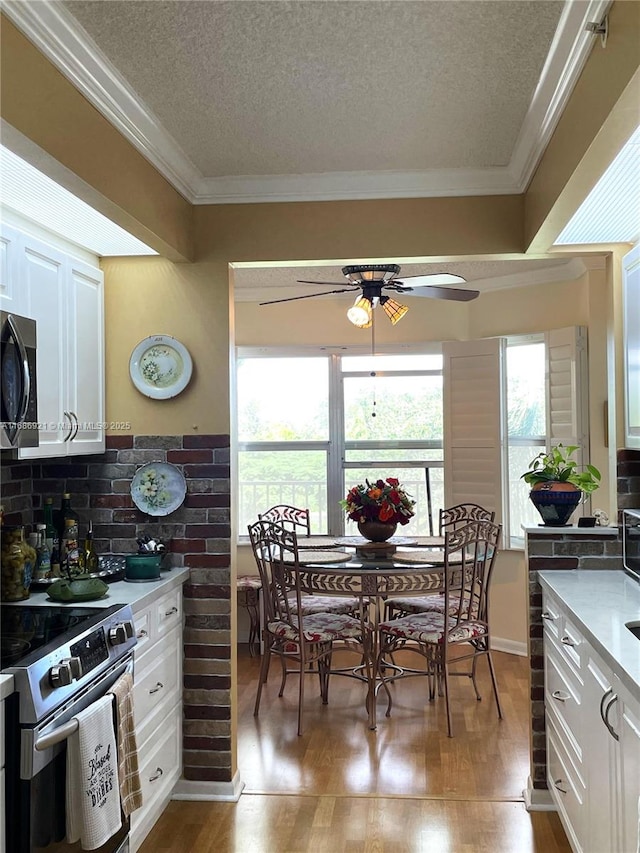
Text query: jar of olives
1 525 36 601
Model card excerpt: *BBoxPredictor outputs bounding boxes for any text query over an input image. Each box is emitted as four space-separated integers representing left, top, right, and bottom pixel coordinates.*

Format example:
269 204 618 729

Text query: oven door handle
34 716 81 752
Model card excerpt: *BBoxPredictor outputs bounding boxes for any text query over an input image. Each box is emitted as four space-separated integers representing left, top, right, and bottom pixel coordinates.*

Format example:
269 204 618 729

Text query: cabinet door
0 224 26 315
19 235 69 457
66 258 105 453
583 650 618 853
615 678 640 853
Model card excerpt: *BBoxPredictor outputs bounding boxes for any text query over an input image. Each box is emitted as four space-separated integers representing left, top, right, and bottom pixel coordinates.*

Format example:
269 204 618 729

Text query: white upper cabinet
0 222 105 457
623 244 640 450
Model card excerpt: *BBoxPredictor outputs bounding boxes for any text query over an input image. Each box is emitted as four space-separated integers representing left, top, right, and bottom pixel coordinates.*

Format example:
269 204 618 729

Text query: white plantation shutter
443 338 503 523
545 327 588 471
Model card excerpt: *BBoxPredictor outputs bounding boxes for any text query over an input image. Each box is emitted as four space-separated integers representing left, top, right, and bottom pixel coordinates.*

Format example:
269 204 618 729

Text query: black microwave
623 509 640 583
1 311 38 449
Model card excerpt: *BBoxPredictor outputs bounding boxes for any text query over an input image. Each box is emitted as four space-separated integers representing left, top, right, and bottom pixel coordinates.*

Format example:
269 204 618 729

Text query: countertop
538 570 640 700
0 568 190 701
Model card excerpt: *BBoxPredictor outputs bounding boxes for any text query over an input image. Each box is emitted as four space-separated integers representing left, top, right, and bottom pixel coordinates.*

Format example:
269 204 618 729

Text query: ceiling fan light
382 298 409 325
347 296 372 328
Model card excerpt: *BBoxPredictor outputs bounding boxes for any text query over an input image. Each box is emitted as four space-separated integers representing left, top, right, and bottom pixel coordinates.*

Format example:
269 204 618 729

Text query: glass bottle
81 520 99 575
1 525 36 601
61 517 80 577
44 497 61 577
34 523 52 582
56 493 80 543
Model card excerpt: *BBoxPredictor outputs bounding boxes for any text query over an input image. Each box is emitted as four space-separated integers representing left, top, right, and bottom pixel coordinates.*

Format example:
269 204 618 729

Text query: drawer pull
164 606 178 616
601 691 620 741
552 690 570 703
560 636 576 647
149 767 164 783
136 629 148 638
541 611 556 621
553 778 567 795
149 681 164 695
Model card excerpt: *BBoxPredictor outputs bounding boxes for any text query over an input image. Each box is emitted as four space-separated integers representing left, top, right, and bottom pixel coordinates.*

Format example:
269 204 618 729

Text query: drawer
135 706 181 822
0 766 4 853
0 701 4 767
133 606 152 658
547 713 586 853
156 588 182 637
545 644 583 762
541 596 562 643
134 627 182 746
543 608 582 675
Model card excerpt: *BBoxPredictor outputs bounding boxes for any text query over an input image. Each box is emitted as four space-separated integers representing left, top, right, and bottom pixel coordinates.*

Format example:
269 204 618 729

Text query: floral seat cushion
386 593 474 618
267 612 363 643
288 593 359 616
379 610 486 644
237 576 262 591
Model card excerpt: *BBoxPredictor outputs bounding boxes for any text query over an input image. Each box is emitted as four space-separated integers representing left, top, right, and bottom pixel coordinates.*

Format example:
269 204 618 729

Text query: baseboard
172 770 245 802
491 636 528 657
523 776 556 811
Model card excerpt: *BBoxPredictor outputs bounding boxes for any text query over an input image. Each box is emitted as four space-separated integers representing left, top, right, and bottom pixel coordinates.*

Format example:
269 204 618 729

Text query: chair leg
470 653 482 701
442 660 453 737
298 651 306 736
254 645 271 717
278 653 288 697
486 650 503 720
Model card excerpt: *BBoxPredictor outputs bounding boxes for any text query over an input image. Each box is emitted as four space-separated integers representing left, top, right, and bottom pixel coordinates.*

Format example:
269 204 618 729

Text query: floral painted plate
131 462 187 517
129 335 193 399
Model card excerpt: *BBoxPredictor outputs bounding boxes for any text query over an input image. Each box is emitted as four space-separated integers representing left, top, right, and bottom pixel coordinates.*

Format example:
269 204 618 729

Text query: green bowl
47 577 109 602
125 553 163 581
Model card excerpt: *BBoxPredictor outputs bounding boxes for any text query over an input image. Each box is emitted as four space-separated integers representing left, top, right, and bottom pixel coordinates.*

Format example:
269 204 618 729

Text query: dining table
289 547 447 729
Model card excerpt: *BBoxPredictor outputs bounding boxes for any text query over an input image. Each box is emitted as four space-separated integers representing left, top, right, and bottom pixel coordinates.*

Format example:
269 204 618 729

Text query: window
237 349 444 536
504 337 546 547
238 328 588 548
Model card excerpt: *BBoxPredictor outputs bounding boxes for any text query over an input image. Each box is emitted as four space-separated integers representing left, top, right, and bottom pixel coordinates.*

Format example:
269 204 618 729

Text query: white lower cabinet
1 699 5 853
543 590 640 853
130 586 183 852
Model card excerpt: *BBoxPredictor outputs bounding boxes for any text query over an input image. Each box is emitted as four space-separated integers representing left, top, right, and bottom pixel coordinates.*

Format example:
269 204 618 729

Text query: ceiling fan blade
296 279 346 286
259 287 358 305
393 273 468 287
391 284 480 302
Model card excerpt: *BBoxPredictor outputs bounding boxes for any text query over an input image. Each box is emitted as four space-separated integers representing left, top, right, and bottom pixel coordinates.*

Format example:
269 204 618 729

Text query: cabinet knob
600 689 620 741
165 606 178 616
137 629 148 639
541 611 556 620
560 636 576 647
149 767 164 783
149 681 164 695
551 690 570 703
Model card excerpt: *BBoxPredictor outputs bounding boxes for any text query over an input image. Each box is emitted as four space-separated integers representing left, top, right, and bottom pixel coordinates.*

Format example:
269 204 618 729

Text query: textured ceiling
62 0 563 178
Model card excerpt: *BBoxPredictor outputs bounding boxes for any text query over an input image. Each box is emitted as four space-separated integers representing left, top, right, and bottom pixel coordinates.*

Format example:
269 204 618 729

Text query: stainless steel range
1 602 137 853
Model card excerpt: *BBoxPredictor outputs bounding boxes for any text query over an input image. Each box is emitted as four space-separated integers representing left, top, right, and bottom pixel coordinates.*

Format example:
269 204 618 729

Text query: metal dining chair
258 504 311 537
377 518 503 737
249 519 364 735
384 503 496 620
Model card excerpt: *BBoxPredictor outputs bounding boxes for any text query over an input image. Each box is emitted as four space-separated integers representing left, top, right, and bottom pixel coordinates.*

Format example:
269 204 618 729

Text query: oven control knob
108 621 134 646
49 656 83 687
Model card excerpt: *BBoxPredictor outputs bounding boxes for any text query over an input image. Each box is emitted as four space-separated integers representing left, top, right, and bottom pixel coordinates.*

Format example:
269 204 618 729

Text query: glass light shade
347 296 373 328
381 298 409 325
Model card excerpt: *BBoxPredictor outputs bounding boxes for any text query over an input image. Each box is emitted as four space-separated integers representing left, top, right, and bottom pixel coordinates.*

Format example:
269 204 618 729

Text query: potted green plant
521 444 601 526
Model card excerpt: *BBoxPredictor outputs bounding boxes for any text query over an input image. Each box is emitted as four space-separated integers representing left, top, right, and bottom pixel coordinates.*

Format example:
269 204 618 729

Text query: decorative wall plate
131 462 187 517
129 335 193 399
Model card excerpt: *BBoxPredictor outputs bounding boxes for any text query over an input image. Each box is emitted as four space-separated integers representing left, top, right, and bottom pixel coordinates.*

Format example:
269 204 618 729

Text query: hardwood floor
140 646 571 852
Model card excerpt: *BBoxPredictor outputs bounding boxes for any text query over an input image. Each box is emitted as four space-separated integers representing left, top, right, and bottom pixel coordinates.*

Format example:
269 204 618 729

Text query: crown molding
2 0 609 204
509 0 612 192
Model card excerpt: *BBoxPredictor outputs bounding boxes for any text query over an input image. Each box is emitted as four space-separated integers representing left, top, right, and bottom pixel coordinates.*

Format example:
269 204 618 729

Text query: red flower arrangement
340 477 416 526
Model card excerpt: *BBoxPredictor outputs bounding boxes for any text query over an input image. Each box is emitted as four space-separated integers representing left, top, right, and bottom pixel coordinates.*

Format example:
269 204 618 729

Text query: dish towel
107 672 143 816
66 694 122 850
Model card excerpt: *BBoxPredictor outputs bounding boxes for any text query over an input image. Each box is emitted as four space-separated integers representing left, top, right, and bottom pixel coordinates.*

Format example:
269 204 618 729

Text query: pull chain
371 309 376 418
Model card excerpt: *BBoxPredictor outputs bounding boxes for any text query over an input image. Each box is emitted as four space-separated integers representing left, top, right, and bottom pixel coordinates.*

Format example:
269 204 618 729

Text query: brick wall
1 433 233 784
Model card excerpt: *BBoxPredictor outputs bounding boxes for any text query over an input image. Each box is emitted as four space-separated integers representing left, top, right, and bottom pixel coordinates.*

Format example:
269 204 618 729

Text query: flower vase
357 520 398 542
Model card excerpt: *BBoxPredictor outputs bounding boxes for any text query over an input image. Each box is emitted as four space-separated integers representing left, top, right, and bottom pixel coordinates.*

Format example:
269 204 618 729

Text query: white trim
492 637 528 658
172 771 245 802
510 0 612 192
523 777 557 811
1 0 611 205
